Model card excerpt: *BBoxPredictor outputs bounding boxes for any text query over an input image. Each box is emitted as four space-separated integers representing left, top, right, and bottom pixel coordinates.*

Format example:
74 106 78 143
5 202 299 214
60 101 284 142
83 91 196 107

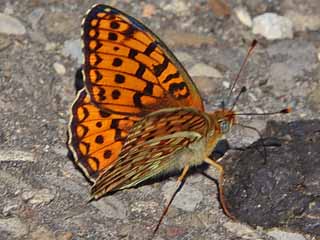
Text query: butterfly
67 4 288 235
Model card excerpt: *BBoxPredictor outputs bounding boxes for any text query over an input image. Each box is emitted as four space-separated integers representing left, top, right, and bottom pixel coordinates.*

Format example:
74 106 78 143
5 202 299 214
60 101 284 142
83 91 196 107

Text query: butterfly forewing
82 5 204 116
91 108 211 198
69 4 208 193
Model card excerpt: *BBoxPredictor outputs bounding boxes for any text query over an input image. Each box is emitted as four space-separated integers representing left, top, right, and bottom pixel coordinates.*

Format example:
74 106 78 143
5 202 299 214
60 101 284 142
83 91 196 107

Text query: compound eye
220 120 229 133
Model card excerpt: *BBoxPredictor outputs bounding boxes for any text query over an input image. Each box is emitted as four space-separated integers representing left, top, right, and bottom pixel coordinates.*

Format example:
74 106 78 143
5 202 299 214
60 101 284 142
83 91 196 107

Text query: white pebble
189 63 223 78
0 13 26 35
53 62 66 75
235 7 252 27
253 13 293 40
268 229 306 240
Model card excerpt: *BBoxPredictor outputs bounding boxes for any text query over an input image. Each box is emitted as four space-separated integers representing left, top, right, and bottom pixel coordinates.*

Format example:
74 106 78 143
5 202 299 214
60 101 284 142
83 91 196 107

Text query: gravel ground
0 0 319 240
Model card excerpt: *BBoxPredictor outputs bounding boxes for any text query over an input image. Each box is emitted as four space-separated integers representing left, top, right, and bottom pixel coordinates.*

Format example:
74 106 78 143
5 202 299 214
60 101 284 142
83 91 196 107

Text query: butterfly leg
153 165 190 236
204 157 236 220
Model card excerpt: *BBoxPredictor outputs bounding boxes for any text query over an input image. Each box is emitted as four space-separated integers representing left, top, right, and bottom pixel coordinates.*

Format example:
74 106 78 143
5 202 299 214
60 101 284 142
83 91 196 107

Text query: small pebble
161 0 189 15
162 181 203 212
0 13 26 35
223 222 262 239
222 81 230 89
3 203 19 216
253 13 293 40
0 150 35 162
62 39 82 64
0 217 28 238
234 7 252 27
189 63 223 78
27 8 45 29
267 229 306 240
91 195 127 219
53 62 66 75
29 189 55 205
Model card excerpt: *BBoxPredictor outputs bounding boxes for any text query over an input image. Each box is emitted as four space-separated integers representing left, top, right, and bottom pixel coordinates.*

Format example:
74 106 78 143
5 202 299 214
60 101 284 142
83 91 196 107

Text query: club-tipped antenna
235 107 291 116
226 40 257 106
230 86 247 111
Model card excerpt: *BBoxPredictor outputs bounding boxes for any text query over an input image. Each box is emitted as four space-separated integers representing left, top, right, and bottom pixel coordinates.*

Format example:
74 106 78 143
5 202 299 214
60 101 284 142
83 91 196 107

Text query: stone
27 8 45 29
161 181 203 212
223 222 263 239
53 62 66 75
161 0 189 16
91 196 127 219
174 51 193 63
30 226 55 240
252 13 293 40
189 63 223 78
0 13 26 35
130 201 158 216
3 203 19 216
223 120 320 236
62 39 82 65
0 34 11 50
22 189 55 205
208 0 231 17
267 40 317 92
21 191 34 201
285 11 320 32
267 229 306 240
234 7 252 27
0 150 35 162
281 0 320 31
0 217 29 238
29 189 55 205
142 4 156 18
307 85 320 112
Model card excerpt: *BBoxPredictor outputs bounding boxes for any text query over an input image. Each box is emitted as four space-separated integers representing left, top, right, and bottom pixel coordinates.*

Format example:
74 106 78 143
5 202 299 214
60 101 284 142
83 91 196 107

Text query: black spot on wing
133 92 143 108
95 70 103 82
168 82 190 99
99 110 111 118
111 119 119 129
112 90 121 99
110 21 120 29
135 64 146 78
112 58 123 67
115 74 125 84
153 56 169 77
143 82 153 96
128 48 138 59
108 32 118 41
123 25 136 37
144 42 157 56
97 87 106 101
103 150 112 159
162 71 179 84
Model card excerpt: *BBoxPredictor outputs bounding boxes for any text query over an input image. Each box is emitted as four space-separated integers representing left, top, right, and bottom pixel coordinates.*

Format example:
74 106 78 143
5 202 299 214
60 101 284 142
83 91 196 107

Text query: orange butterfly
67 4 289 235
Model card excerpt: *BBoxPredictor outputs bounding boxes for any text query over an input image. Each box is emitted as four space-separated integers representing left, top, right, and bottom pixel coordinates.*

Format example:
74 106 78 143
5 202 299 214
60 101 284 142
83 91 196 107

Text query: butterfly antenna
226 40 257 106
230 86 247 111
235 107 292 116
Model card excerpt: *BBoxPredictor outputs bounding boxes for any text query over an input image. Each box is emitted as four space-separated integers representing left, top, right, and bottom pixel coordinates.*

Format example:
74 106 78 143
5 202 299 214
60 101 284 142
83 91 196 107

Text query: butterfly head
209 109 235 135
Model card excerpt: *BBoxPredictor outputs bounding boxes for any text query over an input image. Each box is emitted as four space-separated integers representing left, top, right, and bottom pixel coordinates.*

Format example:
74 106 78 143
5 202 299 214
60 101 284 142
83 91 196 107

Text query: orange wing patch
68 89 141 181
82 5 204 116
91 108 210 197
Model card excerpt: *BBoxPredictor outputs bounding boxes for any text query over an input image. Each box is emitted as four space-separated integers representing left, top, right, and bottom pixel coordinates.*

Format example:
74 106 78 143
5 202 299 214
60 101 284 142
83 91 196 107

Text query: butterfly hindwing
68 89 141 181
91 108 211 198
82 4 204 116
